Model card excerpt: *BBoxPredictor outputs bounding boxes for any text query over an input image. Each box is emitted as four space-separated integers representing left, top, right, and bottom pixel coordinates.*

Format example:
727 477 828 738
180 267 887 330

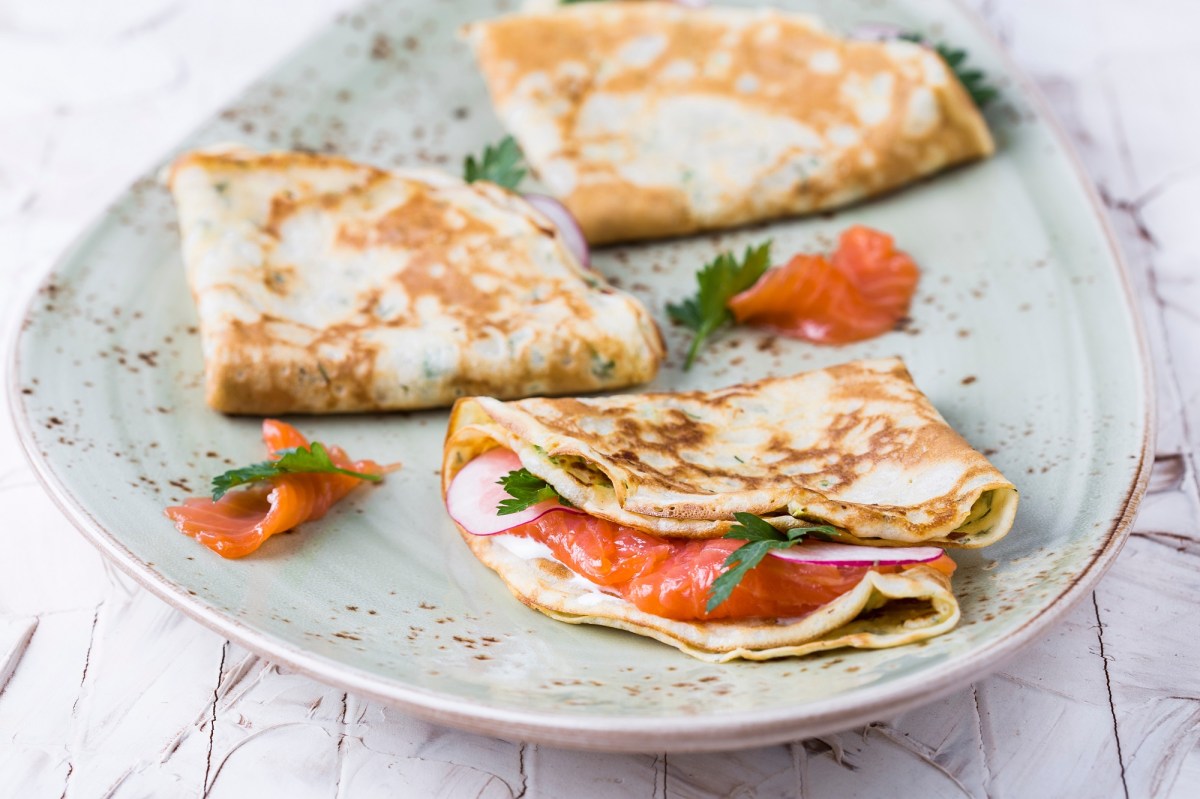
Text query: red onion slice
523 193 591 269
847 23 906 42
768 541 943 567
446 448 581 536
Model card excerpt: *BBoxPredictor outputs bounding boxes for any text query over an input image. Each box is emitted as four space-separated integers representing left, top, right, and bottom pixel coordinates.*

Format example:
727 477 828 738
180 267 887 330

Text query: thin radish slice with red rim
523 193 591 269
446 448 580 536
768 541 943 567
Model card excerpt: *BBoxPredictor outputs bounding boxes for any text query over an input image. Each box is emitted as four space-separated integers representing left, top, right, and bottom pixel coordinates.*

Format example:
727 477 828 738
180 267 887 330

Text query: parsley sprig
211 442 381 500
901 34 998 109
496 468 574 515
464 135 527 190
706 513 840 613
667 241 772 370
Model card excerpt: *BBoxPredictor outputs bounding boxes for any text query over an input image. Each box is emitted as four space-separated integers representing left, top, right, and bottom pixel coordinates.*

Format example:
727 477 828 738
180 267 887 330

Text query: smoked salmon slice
165 420 385 558
728 226 919 345
514 510 955 622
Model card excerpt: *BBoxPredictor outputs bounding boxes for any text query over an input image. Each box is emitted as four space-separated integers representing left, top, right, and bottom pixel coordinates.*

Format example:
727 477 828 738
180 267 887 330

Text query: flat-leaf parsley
706 513 840 613
667 242 772 370
464 136 527 190
496 468 574 515
211 442 381 500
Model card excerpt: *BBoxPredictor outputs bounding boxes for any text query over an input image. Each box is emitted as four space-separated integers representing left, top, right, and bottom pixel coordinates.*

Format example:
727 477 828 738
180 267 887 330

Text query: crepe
465 3 995 244
166 145 663 414
441 357 998 660
461 529 959 662
444 358 1018 547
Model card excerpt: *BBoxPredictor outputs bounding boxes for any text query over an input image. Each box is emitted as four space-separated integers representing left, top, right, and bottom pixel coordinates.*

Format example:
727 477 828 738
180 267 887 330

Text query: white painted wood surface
1 0 1196 795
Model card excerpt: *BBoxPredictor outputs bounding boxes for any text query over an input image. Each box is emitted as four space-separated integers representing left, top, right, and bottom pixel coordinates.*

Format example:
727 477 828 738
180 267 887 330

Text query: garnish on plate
901 33 999 108
670 226 920 365
464 135 527 190
497 468 574 515
666 241 772 370
212 441 381 500
704 514 947 612
462 138 591 267
729 225 920 345
705 514 838 613
164 420 388 558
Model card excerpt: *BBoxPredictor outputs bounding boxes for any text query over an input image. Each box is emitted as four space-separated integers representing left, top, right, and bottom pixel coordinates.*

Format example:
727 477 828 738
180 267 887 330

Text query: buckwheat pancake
441 357 1004 661
460 527 960 662
466 3 994 243
167 145 663 414
443 358 1018 547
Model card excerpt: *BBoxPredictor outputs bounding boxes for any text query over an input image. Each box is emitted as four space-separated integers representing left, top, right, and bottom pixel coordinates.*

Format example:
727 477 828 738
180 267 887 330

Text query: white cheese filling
491 533 616 605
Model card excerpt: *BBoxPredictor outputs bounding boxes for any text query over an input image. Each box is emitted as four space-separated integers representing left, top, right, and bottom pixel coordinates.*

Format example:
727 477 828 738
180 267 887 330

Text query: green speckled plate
7 0 1152 751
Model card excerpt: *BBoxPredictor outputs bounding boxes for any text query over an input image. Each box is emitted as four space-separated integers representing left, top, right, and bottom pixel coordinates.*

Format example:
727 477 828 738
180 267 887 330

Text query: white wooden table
2 1 1197 795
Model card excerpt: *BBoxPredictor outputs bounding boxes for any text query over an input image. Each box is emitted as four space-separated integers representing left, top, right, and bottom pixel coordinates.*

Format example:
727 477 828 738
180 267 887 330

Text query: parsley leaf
496 468 575 515
705 513 840 613
667 241 772 370
464 136 527 190
901 34 999 109
211 442 381 500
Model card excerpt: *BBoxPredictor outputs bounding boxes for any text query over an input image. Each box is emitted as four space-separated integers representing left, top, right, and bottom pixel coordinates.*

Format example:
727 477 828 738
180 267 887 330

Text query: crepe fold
166 145 663 414
459 528 959 662
466 3 995 244
444 358 1018 547
442 358 1002 660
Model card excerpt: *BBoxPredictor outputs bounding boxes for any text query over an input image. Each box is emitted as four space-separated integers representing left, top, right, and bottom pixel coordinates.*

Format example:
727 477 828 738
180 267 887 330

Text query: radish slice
446 448 580 536
768 541 943 567
523 193 591 269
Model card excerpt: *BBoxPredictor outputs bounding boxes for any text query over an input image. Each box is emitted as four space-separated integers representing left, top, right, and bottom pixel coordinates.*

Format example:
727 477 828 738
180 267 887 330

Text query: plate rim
4 0 1156 752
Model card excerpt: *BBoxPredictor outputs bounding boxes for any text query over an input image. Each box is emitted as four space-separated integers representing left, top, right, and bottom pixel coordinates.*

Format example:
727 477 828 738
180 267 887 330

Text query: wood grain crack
1093 592 1130 799
60 604 101 799
213 653 268 709
803 735 850 768
1149 454 1186 494
789 741 806 799
865 722 975 798
203 721 319 793
69 605 101 715
202 641 228 797
1099 65 1200 506
334 692 348 799
0 617 37 699
651 752 666 799
514 742 527 799
113 0 184 42
1130 530 1200 555
972 684 995 798
58 764 73 799
1098 184 1159 248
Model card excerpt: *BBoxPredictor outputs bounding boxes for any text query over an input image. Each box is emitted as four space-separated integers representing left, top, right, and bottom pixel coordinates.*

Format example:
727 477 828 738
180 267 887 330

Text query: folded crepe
465 3 995 244
462 526 960 663
442 358 1016 661
167 145 663 414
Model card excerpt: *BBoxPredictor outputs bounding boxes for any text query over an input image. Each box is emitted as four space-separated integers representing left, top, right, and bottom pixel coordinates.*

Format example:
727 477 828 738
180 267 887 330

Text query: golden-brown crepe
166 145 663 414
445 358 1018 547
466 3 994 244
462 527 959 662
441 358 1007 660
